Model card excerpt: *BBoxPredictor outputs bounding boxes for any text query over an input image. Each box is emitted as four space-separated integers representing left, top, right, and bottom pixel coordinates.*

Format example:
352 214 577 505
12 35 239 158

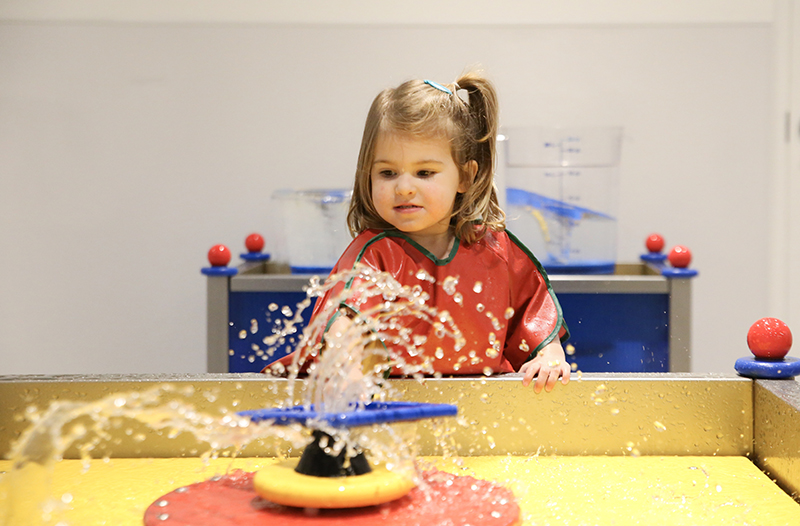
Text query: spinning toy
144 401 521 526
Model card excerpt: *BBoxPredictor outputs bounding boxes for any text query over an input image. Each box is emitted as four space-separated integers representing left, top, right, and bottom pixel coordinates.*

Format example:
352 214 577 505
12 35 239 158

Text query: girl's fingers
522 362 540 387
522 361 571 392
541 368 558 392
534 367 549 393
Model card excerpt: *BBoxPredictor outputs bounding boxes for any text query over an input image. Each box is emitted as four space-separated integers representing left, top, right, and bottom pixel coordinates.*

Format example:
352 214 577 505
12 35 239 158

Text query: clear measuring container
272 189 352 274
501 127 622 274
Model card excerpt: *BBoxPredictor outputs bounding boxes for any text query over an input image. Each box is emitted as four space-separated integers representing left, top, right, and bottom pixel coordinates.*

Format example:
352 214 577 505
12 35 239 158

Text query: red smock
275 228 568 375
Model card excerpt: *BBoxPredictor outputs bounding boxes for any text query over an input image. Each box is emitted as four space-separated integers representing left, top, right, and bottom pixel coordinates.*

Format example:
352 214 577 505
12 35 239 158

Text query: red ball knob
245 233 265 253
646 233 665 253
668 245 691 268
208 245 231 267
747 317 793 360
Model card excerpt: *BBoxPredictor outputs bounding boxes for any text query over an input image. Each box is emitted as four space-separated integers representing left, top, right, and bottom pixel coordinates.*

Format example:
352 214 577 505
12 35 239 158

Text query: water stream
1 264 482 525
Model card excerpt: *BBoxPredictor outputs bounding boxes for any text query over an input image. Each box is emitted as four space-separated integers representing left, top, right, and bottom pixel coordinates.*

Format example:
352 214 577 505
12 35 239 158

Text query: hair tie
424 79 453 95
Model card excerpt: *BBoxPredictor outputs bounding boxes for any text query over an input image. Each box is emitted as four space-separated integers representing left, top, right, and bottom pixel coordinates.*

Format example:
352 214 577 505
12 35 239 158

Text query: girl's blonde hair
347 70 505 245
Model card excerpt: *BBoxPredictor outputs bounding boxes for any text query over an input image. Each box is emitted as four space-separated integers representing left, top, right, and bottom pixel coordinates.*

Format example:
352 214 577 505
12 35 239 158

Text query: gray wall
0 20 778 374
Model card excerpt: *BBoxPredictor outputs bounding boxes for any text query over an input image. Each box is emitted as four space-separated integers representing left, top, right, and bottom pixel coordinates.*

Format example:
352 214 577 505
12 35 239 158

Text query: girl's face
370 132 468 248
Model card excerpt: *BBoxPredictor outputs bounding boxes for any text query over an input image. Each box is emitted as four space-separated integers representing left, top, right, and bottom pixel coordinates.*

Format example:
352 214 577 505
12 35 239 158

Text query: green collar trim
345 230 459 290
381 230 460 265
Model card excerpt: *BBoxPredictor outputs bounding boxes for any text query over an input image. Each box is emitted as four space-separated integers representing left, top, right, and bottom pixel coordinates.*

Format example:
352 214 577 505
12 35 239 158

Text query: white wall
0 3 789 374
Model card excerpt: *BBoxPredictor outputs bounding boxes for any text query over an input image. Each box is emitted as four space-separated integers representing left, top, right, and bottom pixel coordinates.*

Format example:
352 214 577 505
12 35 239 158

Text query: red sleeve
502 234 569 371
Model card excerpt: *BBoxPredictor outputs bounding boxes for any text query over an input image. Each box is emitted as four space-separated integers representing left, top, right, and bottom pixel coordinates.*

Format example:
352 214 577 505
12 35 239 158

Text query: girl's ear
459 160 479 193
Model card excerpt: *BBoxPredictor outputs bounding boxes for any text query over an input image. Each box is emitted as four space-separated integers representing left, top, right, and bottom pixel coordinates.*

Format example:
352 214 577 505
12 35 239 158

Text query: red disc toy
208 245 232 267
645 233 664 253
144 468 519 526
246 233 265 253
747 317 793 360
668 245 691 268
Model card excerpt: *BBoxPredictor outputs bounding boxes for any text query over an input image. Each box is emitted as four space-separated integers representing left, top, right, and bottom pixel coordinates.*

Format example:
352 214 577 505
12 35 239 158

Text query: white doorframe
769 0 798 325
790 0 800 328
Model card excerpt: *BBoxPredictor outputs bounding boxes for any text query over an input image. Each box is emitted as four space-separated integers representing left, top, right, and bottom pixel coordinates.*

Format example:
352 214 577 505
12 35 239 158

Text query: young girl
278 71 570 394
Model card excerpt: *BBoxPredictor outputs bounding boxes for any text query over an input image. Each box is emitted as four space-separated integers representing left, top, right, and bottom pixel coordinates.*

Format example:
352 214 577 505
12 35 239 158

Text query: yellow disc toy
253 458 415 508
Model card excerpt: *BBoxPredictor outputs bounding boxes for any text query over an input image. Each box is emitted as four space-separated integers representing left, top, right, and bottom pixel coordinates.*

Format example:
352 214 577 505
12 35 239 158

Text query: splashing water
1 384 307 525
2 264 477 526
270 264 466 415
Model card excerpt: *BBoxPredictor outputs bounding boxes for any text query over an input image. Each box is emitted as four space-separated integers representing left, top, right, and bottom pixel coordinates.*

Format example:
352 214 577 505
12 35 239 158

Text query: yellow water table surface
2 455 799 525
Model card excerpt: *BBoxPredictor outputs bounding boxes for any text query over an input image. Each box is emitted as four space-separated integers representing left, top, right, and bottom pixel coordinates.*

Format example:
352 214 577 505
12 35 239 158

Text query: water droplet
519 339 529 352
565 344 576 356
442 276 459 295
654 421 667 432
473 281 483 293
504 307 515 320
476 303 485 312
483 366 493 376
435 348 444 360
238 330 247 339
485 347 499 359
610 408 620 415
268 303 278 312
453 292 463 304
61 493 73 504
415 269 435 282
158 513 169 521
480 393 490 403
281 306 292 317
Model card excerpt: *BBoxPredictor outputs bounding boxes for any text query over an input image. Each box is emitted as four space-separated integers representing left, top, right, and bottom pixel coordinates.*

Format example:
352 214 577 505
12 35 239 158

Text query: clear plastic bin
501 127 622 274
272 189 352 274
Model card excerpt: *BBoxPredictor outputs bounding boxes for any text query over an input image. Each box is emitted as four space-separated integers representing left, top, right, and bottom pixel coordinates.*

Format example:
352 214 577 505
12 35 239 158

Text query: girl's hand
519 340 571 393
